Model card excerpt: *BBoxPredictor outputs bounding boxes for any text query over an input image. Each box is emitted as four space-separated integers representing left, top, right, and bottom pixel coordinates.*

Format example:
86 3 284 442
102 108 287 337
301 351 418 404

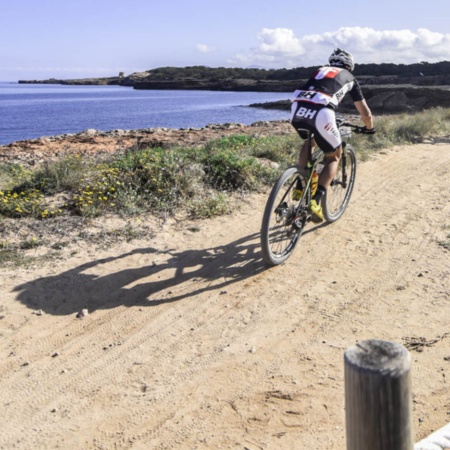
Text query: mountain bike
260 119 365 266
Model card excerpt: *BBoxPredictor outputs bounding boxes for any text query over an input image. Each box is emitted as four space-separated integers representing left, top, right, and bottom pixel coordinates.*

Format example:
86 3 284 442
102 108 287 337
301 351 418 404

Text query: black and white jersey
292 66 364 110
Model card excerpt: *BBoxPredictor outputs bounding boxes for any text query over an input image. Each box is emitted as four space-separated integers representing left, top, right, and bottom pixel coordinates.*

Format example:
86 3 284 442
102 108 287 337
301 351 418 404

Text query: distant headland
18 63 450 114
18 62 450 89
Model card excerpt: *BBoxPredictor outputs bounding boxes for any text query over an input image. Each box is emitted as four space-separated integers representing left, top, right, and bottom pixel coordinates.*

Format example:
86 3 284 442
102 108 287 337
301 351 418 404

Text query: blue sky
1 0 449 81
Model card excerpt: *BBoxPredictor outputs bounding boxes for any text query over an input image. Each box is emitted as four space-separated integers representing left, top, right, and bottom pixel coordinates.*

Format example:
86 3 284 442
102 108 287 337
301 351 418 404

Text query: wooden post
345 339 413 450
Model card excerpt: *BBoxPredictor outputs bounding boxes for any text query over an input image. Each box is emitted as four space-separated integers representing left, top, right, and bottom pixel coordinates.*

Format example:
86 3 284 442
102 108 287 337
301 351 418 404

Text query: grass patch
0 248 30 268
348 107 450 158
93 223 152 249
438 238 450 250
187 191 231 219
438 225 450 251
0 242 62 269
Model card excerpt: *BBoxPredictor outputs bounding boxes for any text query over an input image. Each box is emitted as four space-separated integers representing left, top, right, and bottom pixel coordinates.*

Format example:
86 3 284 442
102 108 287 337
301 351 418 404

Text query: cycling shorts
290 102 341 153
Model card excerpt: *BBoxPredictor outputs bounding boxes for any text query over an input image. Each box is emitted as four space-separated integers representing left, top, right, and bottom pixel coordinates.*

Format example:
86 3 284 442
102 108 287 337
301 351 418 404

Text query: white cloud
229 26 450 68
196 44 215 53
231 28 304 67
257 28 304 55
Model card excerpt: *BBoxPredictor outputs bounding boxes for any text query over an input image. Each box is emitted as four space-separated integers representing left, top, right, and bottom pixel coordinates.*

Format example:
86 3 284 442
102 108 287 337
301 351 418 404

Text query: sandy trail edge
1 141 449 450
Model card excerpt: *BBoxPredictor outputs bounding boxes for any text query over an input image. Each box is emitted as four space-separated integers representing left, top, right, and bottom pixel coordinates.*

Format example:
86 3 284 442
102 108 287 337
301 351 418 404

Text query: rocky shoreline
0 120 296 165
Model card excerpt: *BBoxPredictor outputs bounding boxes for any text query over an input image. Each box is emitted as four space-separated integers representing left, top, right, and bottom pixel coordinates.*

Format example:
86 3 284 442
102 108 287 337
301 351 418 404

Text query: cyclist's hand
355 126 376 134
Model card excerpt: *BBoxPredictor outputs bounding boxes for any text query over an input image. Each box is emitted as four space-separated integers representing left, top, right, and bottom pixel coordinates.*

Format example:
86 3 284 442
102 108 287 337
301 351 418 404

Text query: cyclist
290 48 375 222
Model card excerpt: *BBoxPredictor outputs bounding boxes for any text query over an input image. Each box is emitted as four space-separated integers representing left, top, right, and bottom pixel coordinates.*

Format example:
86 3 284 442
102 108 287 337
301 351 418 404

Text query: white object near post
344 339 413 450
414 423 450 449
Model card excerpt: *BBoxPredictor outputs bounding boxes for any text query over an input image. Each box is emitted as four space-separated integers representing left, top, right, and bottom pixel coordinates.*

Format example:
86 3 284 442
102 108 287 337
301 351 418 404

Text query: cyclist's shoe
292 189 303 201
309 199 324 223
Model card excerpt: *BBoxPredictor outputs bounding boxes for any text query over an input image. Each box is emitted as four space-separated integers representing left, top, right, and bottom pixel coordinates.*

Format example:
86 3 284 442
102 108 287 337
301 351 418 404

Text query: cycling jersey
292 66 364 109
290 65 365 153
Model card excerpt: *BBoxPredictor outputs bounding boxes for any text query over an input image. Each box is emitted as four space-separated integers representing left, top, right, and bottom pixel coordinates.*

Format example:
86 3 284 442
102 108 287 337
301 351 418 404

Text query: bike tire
260 166 308 266
322 144 356 223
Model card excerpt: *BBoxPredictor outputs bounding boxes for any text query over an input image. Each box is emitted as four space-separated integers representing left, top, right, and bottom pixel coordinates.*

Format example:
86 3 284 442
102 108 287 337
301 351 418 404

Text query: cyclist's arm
354 99 374 130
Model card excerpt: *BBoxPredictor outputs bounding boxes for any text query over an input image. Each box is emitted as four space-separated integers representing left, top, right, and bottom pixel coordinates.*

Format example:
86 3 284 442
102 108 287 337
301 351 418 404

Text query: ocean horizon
0 82 291 146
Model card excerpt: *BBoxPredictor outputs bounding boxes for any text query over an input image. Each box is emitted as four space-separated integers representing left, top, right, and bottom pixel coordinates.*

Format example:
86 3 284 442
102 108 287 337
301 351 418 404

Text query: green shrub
69 166 124 217
187 191 230 219
28 155 87 194
0 188 53 218
248 135 300 168
0 163 33 189
112 146 198 210
204 135 257 152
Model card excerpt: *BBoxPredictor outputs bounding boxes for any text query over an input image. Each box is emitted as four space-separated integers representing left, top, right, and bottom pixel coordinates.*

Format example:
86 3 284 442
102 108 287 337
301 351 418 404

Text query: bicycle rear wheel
260 166 308 266
322 144 356 222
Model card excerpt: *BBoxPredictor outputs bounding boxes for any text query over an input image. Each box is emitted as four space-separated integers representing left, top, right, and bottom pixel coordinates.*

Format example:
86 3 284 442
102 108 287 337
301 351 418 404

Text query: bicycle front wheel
322 145 356 222
260 166 308 266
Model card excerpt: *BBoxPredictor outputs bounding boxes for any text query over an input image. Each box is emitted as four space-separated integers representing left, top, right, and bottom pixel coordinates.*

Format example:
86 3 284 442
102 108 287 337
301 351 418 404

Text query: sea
0 82 292 146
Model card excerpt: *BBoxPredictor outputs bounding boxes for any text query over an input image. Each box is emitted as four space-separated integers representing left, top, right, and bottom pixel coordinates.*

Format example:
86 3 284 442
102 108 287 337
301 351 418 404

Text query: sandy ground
1 139 450 450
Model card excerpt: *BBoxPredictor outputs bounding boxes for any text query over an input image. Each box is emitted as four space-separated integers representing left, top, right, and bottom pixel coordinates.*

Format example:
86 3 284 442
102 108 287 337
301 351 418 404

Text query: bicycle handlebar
339 122 376 135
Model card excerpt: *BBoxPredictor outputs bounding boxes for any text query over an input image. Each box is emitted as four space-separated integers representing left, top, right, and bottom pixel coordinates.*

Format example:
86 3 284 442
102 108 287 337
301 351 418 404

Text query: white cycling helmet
328 48 355 71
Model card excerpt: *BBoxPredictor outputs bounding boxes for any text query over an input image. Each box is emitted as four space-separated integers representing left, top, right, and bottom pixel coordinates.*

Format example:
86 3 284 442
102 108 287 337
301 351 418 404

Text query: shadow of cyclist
12 232 267 316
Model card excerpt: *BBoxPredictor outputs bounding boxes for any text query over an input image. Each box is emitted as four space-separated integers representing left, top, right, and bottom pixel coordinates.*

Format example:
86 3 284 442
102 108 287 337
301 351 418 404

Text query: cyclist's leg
313 108 342 190
318 145 342 189
291 138 317 201
307 147 343 222
298 137 316 167
290 118 316 199
308 108 342 222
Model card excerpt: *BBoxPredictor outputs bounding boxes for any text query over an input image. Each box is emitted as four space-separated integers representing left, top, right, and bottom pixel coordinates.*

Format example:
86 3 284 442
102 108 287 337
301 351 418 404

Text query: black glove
356 126 376 134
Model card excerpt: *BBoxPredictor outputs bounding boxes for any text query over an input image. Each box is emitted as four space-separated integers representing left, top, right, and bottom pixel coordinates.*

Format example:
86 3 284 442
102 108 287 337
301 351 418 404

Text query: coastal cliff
251 85 450 114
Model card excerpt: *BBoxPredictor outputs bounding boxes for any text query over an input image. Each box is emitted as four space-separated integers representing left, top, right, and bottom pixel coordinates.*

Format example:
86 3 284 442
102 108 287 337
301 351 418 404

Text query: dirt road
1 140 449 449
